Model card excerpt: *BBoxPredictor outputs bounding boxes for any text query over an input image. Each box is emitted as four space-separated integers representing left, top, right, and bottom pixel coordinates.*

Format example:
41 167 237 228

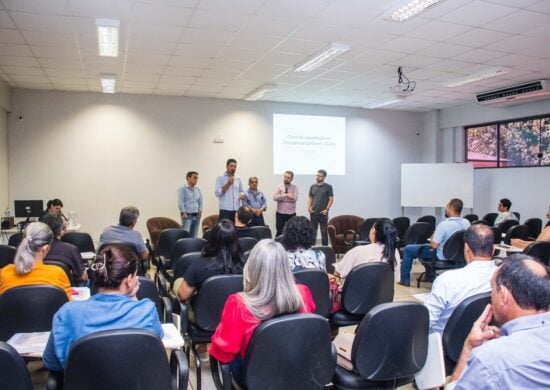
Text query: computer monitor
14 200 44 220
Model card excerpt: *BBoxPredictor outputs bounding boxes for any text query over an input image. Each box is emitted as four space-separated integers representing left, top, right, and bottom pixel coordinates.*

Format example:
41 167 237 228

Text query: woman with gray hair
209 239 316 383
0 222 71 299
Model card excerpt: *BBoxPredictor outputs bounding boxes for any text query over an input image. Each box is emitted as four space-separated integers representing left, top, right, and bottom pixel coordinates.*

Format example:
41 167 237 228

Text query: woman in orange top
0 222 71 300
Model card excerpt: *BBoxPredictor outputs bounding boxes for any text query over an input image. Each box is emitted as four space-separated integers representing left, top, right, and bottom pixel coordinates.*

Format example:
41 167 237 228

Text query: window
465 115 550 168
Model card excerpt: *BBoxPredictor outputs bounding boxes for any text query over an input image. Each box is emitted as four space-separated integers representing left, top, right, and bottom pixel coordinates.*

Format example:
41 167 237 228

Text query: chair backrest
341 263 394 315
441 230 466 264
498 219 519 235
442 292 491 364
170 238 206 263
327 215 364 235
490 226 501 244
63 329 172 390
293 269 331 317
243 314 334 390
192 274 243 331
512 211 520 222
238 236 258 253
0 341 33 390
249 225 273 239
392 217 410 240
523 218 542 239
353 302 428 381
146 217 180 248
523 241 550 266
156 228 189 258
503 224 530 245
417 215 436 231
0 245 16 268
463 214 478 223
403 222 433 245
61 232 95 253
173 252 203 280
472 219 490 226
312 245 336 274
201 214 219 233
482 213 498 226
359 218 380 240
44 258 75 286
136 276 164 322
0 285 69 341
8 233 23 248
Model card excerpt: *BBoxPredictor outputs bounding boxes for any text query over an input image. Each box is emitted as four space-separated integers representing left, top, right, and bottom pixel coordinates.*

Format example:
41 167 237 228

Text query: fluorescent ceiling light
365 99 403 109
294 43 350 73
385 0 446 22
244 83 277 101
446 69 510 88
96 18 120 57
100 74 116 93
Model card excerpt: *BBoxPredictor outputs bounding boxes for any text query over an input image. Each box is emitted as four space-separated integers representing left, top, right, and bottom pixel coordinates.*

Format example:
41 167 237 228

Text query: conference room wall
7 89 424 241
0 110 7 214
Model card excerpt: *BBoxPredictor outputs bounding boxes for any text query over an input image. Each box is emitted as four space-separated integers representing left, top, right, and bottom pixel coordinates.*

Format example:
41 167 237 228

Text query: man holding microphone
215 158 246 222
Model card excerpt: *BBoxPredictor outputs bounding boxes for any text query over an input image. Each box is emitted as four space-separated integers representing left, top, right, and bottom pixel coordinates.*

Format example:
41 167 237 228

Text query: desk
7 323 184 358
495 243 523 254
0 227 20 244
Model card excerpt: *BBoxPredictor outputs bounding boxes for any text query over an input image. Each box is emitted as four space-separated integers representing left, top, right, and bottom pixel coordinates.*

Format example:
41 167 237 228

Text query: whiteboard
401 163 473 208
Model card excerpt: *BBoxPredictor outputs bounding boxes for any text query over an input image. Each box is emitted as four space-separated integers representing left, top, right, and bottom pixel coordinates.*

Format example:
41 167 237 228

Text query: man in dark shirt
42 214 87 283
308 169 334 246
234 205 259 240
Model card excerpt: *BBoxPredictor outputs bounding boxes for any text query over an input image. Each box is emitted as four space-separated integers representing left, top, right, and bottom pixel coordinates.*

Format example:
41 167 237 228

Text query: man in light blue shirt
215 158 246 222
449 254 550 389
177 171 203 237
424 224 496 334
243 176 267 226
399 198 470 286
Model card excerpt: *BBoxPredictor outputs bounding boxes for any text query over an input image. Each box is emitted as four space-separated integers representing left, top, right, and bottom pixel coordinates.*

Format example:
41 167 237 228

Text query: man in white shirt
424 224 497 334
493 198 518 227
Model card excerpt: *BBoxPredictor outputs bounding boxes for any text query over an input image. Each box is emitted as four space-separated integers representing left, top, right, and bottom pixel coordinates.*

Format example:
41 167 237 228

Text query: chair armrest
179 301 189 335
170 349 189 390
327 225 336 236
210 355 233 390
343 229 357 245
46 370 63 390
162 296 173 324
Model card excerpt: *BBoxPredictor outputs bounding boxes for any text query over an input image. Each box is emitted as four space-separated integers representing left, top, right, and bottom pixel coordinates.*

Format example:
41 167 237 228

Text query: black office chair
312 245 336 274
512 211 520 222
274 234 284 244
349 218 379 247
61 232 95 253
498 219 519 236
392 216 410 243
0 341 33 390
180 274 244 390
523 241 550 266
293 269 331 317
399 222 433 252
210 313 335 390
47 329 188 390
8 233 23 248
44 258 75 286
333 302 429 389
170 238 206 266
524 218 542 239
0 285 68 341
472 219 491 226
417 230 466 288
482 213 498 226
0 244 16 268
417 215 436 231
503 224 529 245
136 276 172 323
238 236 257 253
249 225 272 239
156 228 190 277
490 226 501 244
330 263 394 328
463 214 478 224
442 292 491 374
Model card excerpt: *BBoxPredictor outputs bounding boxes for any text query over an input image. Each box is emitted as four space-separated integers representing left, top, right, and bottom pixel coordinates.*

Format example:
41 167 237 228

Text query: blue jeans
181 215 200 238
400 244 433 284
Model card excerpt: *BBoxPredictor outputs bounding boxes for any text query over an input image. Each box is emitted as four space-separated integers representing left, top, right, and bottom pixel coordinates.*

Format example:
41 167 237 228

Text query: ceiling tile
383 36 437 54
168 55 213 68
6 67 46 76
484 9 550 34
0 43 32 56
10 12 74 33
446 28 512 48
21 30 76 47
228 33 283 52
163 65 204 76
188 10 250 32
39 58 82 69
67 0 132 18
198 0 264 14
125 52 170 65
0 28 25 44
179 28 235 46
416 42 472 58
0 11 16 28
0 55 40 66
3 0 70 15
438 1 517 27
129 23 184 43
174 43 223 58
130 3 193 26
128 40 177 55
31 45 81 59
240 16 304 37
258 0 331 21
407 20 473 42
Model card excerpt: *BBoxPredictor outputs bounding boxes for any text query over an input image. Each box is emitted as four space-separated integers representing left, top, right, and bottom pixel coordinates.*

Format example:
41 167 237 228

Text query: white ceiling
1 0 549 111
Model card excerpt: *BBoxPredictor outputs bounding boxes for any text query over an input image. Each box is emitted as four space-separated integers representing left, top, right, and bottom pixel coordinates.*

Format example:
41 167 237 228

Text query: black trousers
310 213 328 246
275 212 295 237
219 209 236 223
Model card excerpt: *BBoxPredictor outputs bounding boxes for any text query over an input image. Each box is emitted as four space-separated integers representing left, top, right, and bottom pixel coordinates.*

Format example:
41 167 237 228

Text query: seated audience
98 206 149 260
282 216 326 271
400 198 470 286
493 198 518 227
511 206 550 249
424 224 496 334
40 198 66 222
449 254 550 389
42 244 162 372
333 218 400 284
176 220 244 301
42 214 87 283
0 222 71 299
209 239 315 383
234 205 255 238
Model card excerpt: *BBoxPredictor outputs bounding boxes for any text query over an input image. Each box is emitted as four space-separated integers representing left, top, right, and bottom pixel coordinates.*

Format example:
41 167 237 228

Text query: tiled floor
30 262 431 389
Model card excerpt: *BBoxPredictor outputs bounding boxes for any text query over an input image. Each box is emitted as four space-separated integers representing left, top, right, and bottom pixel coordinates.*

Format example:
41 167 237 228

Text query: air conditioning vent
476 80 550 106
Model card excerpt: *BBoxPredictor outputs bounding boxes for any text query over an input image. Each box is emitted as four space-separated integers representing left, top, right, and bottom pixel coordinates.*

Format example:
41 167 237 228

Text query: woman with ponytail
0 222 71 299
177 219 244 301
332 218 401 284
43 243 163 372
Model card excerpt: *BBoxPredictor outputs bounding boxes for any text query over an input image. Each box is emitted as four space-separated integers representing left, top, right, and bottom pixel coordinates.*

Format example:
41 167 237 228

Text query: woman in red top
209 239 315 383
